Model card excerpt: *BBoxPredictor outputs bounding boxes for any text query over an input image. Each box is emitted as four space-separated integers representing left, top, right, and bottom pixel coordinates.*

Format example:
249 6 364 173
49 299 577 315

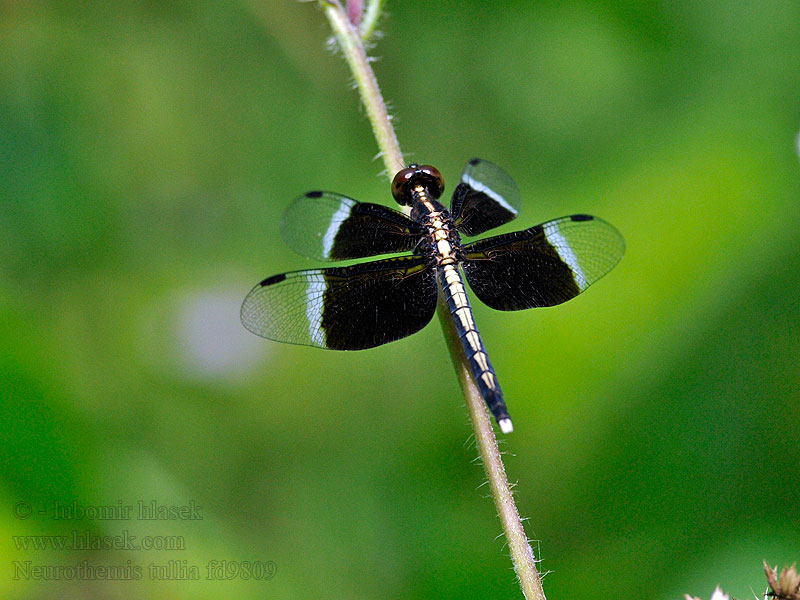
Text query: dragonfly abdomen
439 263 512 433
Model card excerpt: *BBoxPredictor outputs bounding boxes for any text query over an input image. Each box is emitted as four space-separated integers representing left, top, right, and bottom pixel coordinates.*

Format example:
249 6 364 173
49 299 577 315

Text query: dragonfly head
391 164 445 205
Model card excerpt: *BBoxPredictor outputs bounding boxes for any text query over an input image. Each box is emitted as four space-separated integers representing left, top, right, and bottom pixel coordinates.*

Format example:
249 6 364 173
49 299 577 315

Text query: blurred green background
2 1 799 598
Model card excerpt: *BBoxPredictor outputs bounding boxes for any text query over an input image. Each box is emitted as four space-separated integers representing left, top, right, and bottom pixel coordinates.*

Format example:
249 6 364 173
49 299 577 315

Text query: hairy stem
323 0 404 175
436 290 546 600
320 2 545 598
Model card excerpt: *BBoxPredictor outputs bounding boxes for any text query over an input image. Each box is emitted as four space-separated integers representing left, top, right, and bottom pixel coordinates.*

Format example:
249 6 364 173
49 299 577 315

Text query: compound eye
391 166 418 204
418 165 444 199
391 164 445 204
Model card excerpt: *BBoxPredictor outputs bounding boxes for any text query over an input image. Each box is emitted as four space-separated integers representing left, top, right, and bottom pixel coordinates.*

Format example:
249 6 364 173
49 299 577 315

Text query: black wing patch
241 255 437 350
450 158 522 237
462 215 624 310
280 191 423 261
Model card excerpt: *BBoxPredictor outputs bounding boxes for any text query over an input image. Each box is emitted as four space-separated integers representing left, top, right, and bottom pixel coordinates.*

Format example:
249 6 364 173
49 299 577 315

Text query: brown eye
391 164 445 204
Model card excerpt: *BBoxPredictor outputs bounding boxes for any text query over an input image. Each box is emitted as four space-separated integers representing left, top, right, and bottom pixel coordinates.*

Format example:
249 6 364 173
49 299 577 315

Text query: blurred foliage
1 1 799 598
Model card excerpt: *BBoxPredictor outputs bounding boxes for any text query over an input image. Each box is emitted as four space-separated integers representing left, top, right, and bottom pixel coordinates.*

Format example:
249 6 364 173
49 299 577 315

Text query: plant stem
435 290 546 600
323 0 404 176
359 0 385 42
320 2 545 598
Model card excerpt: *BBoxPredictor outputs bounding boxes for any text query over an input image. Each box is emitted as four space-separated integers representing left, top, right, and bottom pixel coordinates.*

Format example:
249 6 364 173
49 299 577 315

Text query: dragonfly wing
242 255 438 350
462 215 624 310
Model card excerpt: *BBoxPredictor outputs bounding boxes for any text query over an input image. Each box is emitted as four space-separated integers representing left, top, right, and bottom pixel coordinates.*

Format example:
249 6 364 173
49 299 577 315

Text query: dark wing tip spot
306 190 324 198
468 157 481 166
570 214 593 222
260 273 287 286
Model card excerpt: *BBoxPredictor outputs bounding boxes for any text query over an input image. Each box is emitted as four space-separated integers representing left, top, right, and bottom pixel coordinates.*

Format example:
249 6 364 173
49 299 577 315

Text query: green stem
323 0 404 176
320 2 545 598
359 0 385 42
436 290 546 600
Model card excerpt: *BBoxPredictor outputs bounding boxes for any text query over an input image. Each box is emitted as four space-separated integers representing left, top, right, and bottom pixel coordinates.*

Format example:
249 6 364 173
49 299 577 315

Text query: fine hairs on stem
318 1 546 598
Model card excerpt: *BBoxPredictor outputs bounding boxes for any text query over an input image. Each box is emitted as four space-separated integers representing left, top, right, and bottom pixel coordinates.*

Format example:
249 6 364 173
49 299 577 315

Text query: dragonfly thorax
411 198 463 267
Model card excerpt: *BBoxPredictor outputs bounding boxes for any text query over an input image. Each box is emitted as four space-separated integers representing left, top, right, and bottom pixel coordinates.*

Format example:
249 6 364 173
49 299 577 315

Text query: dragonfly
241 159 624 433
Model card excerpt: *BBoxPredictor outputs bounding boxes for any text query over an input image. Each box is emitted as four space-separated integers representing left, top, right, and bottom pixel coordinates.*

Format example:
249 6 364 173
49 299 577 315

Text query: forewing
462 215 624 310
451 158 522 237
241 256 437 350
280 191 422 261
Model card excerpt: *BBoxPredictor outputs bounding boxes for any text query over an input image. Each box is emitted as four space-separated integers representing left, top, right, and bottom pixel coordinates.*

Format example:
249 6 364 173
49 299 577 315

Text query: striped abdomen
439 263 512 433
